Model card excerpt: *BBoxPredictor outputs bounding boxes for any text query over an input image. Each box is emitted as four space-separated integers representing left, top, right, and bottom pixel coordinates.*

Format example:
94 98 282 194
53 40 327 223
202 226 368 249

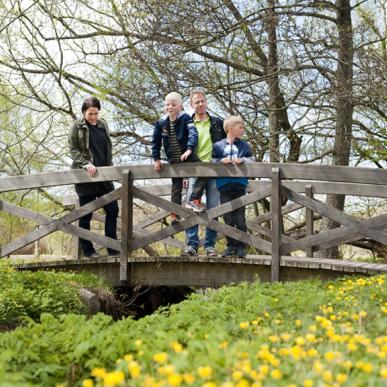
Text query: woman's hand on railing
85 163 97 176
154 160 162 172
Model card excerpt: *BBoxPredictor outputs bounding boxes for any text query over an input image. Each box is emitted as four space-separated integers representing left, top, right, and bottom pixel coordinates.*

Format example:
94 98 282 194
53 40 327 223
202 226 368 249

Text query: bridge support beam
120 169 133 284
271 168 281 282
305 184 314 257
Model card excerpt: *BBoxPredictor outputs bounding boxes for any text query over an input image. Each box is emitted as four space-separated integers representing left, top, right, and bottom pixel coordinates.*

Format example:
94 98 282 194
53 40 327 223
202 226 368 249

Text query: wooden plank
0 200 121 258
271 168 281 282
305 185 314 258
120 170 132 283
249 202 302 225
281 186 387 245
247 222 294 243
131 187 272 253
134 210 170 229
0 188 121 257
282 213 387 254
249 180 387 198
2 162 387 194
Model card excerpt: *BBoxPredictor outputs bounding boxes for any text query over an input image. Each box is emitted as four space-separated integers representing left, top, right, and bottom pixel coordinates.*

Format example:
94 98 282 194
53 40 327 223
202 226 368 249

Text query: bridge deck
12 256 387 287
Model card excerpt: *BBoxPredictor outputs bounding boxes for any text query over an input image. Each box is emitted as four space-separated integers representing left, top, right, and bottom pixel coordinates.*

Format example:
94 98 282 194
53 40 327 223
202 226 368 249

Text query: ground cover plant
0 274 385 386
0 261 108 330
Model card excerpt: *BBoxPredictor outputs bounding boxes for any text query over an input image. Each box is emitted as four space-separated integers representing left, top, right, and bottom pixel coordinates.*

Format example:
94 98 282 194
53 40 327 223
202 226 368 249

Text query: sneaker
171 213 180 225
84 251 104 259
185 199 206 213
236 248 246 258
222 247 236 257
181 246 198 256
205 246 217 257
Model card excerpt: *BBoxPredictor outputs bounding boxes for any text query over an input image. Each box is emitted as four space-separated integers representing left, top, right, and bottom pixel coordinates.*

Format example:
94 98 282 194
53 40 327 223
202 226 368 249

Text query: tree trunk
317 0 353 259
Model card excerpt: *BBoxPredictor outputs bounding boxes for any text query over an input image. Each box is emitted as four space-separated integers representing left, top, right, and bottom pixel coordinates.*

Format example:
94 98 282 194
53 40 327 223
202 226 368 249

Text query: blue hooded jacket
152 112 198 162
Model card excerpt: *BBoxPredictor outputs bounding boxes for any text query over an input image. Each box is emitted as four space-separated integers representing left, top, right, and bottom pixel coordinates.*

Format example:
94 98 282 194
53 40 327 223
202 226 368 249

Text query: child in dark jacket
212 115 253 258
152 92 198 224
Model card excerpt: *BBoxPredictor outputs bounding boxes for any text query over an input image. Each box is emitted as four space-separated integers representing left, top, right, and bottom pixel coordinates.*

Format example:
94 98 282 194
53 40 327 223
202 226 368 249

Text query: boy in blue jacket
152 92 198 224
212 115 253 258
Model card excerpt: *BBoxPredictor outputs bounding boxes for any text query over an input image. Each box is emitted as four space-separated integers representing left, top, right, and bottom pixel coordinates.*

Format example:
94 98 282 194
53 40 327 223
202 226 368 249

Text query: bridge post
271 168 281 282
120 169 133 285
305 184 314 257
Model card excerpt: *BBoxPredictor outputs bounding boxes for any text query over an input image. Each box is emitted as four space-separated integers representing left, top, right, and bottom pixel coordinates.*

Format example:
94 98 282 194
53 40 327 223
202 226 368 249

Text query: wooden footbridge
1 162 386 287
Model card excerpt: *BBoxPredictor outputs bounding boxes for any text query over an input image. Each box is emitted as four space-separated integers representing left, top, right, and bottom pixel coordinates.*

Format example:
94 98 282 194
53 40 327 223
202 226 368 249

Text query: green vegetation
0 261 107 329
0 272 385 386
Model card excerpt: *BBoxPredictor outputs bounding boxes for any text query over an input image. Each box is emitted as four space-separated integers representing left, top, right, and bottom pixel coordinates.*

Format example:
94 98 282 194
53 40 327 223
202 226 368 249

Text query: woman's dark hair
81 96 101 114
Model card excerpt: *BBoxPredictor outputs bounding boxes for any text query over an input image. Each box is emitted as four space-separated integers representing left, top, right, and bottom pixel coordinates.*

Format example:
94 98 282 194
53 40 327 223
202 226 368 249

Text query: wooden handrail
1 162 387 193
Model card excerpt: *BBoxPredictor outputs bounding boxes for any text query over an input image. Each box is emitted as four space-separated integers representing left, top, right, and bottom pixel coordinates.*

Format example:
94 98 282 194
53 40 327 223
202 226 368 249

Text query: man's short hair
189 88 206 103
165 92 183 105
81 96 101 113
223 115 245 133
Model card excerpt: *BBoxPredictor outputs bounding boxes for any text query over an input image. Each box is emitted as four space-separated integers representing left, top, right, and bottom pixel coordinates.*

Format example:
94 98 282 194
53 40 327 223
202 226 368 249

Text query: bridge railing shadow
1 162 386 282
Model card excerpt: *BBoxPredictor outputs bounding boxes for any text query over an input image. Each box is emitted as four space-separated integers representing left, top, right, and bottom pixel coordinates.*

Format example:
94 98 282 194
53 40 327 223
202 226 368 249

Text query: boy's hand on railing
233 158 244 165
154 160 162 172
180 149 192 161
221 157 232 164
85 163 97 176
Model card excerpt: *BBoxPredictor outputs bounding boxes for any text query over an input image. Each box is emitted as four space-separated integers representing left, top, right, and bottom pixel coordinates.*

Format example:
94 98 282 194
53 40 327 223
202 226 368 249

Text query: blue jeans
219 183 247 249
185 178 219 249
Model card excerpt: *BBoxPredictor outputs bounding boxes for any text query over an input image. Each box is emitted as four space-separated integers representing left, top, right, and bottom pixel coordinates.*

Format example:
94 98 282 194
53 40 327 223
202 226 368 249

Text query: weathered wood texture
13 255 387 287
2 162 387 284
1 162 387 193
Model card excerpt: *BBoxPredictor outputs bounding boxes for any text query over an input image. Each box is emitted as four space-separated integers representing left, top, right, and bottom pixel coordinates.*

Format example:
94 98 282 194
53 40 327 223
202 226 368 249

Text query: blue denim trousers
219 183 247 249
185 177 219 249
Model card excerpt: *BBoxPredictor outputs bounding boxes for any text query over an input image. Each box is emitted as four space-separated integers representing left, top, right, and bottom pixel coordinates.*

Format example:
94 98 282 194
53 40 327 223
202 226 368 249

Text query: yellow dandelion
219 341 229 349
308 325 317 333
336 373 348 384
280 332 291 342
313 361 324 374
128 361 141 379
153 352 168 364
163 364 176 376
91 368 106 379
303 380 313 387
380 367 387 379
295 319 302 327
124 354 134 362
239 321 250 329
259 364 269 376
198 366 213 379
202 382 217 387
322 370 333 383
183 373 195 385
103 371 125 386
269 335 279 343
134 339 143 347
221 382 234 387
143 376 159 387
236 379 249 387
324 351 337 362
232 370 243 381
347 342 357 352
82 379 94 387
307 348 318 358
168 373 183 386
170 341 183 353
271 369 282 380
362 363 374 374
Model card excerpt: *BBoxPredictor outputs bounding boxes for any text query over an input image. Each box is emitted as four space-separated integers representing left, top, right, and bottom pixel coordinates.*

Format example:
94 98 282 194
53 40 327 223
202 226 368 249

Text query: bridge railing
1 162 386 282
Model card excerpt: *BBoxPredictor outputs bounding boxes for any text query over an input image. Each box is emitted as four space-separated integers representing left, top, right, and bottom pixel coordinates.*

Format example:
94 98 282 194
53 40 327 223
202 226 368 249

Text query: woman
68 96 119 258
